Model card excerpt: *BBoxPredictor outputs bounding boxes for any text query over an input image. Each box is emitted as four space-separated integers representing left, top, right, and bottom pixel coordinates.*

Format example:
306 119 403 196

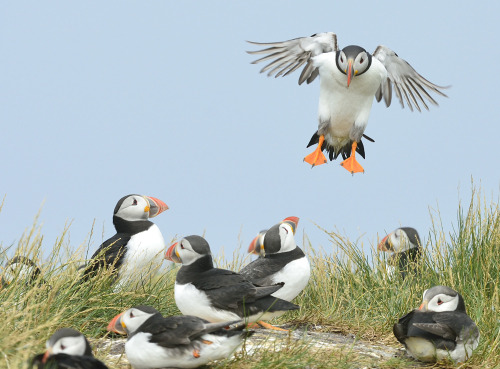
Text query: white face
115 195 151 222
121 307 155 334
388 228 415 253
337 50 370 76
176 238 205 265
48 335 87 356
277 222 297 253
422 289 459 312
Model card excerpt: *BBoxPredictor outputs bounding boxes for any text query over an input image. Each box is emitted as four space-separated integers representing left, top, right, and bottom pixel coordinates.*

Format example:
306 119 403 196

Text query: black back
30 353 108 369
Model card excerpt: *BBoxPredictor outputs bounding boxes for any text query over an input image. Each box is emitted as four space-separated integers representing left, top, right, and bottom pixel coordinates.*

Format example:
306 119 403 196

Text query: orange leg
255 320 288 331
303 135 327 167
340 141 364 174
193 349 200 358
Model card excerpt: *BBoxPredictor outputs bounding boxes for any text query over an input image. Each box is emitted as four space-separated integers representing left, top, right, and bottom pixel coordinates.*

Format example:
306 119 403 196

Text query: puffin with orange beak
393 286 480 363
165 235 299 329
240 217 310 302
378 227 422 280
107 305 252 369
247 229 267 257
30 328 108 368
82 194 169 285
248 33 447 173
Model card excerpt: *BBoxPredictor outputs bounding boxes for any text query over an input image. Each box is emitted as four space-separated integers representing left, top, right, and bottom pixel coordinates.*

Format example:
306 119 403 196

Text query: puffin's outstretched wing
248 32 338 85
372 45 448 112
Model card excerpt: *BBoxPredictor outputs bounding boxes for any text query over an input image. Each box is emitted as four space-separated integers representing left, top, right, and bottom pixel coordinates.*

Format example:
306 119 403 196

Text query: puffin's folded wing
373 45 448 112
248 32 338 84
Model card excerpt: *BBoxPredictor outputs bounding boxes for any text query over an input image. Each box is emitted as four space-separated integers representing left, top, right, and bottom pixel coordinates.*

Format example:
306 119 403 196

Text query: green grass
0 189 498 369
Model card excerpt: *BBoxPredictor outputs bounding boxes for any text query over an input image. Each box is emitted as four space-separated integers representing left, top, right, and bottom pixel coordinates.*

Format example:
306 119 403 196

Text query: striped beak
145 196 169 218
282 216 299 234
377 235 391 251
165 242 182 263
107 312 127 335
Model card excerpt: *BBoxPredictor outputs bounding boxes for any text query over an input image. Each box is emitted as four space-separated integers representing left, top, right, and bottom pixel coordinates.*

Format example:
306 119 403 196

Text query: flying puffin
30 328 108 369
107 305 253 369
393 285 480 363
378 227 422 280
248 33 448 173
240 217 310 302
165 235 299 327
81 194 169 285
0 256 43 288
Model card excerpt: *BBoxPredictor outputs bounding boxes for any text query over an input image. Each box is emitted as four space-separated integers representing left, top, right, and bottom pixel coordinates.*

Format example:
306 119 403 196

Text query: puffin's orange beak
146 196 169 218
282 216 299 234
248 236 260 255
107 312 126 334
165 242 182 263
347 59 354 87
378 235 389 251
42 348 53 363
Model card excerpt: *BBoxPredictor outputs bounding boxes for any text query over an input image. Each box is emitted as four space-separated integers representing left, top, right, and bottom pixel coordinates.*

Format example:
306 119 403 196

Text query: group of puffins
2 194 479 368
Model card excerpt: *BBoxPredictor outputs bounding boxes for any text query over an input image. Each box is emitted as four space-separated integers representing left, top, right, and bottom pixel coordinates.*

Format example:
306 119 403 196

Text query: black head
335 45 372 86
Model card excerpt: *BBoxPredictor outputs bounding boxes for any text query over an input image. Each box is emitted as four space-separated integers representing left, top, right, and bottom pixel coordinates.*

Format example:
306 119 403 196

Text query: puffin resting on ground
107 305 252 369
165 235 299 330
248 32 448 174
393 285 480 363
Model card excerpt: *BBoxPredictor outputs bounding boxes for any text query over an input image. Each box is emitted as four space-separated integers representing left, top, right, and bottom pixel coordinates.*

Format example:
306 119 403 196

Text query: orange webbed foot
303 135 327 167
255 320 288 331
340 141 364 174
193 349 200 358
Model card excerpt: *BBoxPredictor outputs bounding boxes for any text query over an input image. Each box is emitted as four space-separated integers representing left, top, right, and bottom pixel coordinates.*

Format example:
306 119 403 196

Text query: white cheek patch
53 336 85 356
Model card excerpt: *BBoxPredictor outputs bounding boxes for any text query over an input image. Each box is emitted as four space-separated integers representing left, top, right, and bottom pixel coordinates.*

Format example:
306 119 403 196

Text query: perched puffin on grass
0 256 43 288
82 194 169 285
240 217 310 302
393 285 480 363
30 328 108 369
165 235 299 329
107 305 252 369
248 33 447 173
378 227 422 280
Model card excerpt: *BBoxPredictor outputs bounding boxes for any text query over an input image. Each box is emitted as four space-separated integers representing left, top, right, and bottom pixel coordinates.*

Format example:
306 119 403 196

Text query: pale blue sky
1 1 499 261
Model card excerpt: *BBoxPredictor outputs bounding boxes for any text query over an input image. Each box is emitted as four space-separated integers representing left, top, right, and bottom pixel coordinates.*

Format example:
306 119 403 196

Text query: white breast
118 224 166 285
270 257 310 301
126 331 244 369
174 282 241 323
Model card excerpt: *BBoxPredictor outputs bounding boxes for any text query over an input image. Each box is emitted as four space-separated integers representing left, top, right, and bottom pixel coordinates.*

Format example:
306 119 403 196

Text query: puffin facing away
248 33 447 173
393 285 480 363
378 227 422 280
240 217 310 302
165 235 299 326
30 328 108 369
82 194 169 285
107 305 253 369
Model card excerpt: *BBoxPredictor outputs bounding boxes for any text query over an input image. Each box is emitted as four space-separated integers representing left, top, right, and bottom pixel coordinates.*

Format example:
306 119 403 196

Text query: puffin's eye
180 243 185 249
130 311 135 318
60 344 66 350
284 227 289 234
132 199 138 205
340 56 344 63
360 57 364 63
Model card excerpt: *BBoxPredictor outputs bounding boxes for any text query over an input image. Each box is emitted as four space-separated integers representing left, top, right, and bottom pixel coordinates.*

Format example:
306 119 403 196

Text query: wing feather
373 45 448 111
248 33 337 85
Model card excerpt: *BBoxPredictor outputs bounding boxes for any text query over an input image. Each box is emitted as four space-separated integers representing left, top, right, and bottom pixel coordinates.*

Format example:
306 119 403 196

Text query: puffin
0 256 42 288
81 194 169 285
164 235 299 327
393 285 480 363
378 227 422 280
30 328 108 369
248 33 448 173
107 305 253 369
240 216 310 302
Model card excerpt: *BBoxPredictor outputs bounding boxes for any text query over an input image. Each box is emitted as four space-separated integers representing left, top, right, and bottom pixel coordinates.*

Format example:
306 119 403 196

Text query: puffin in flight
30 328 108 369
240 216 310 302
165 235 299 328
393 285 480 363
248 33 448 173
378 227 422 280
81 194 169 285
107 305 252 369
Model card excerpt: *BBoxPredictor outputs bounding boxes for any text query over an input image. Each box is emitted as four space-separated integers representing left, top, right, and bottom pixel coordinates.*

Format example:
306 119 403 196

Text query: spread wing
248 32 338 85
81 233 131 280
373 45 448 112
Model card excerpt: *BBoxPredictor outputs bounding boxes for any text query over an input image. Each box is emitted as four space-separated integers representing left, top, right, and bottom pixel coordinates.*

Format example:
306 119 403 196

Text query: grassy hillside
0 192 498 368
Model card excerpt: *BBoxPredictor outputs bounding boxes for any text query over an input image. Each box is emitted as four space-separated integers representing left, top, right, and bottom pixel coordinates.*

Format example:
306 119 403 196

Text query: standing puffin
30 328 108 369
393 285 480 363
240 217 310 302
82 194 169 285
165 235 299 326
378 227 422 280
107 305 252 369
248 33 447 173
